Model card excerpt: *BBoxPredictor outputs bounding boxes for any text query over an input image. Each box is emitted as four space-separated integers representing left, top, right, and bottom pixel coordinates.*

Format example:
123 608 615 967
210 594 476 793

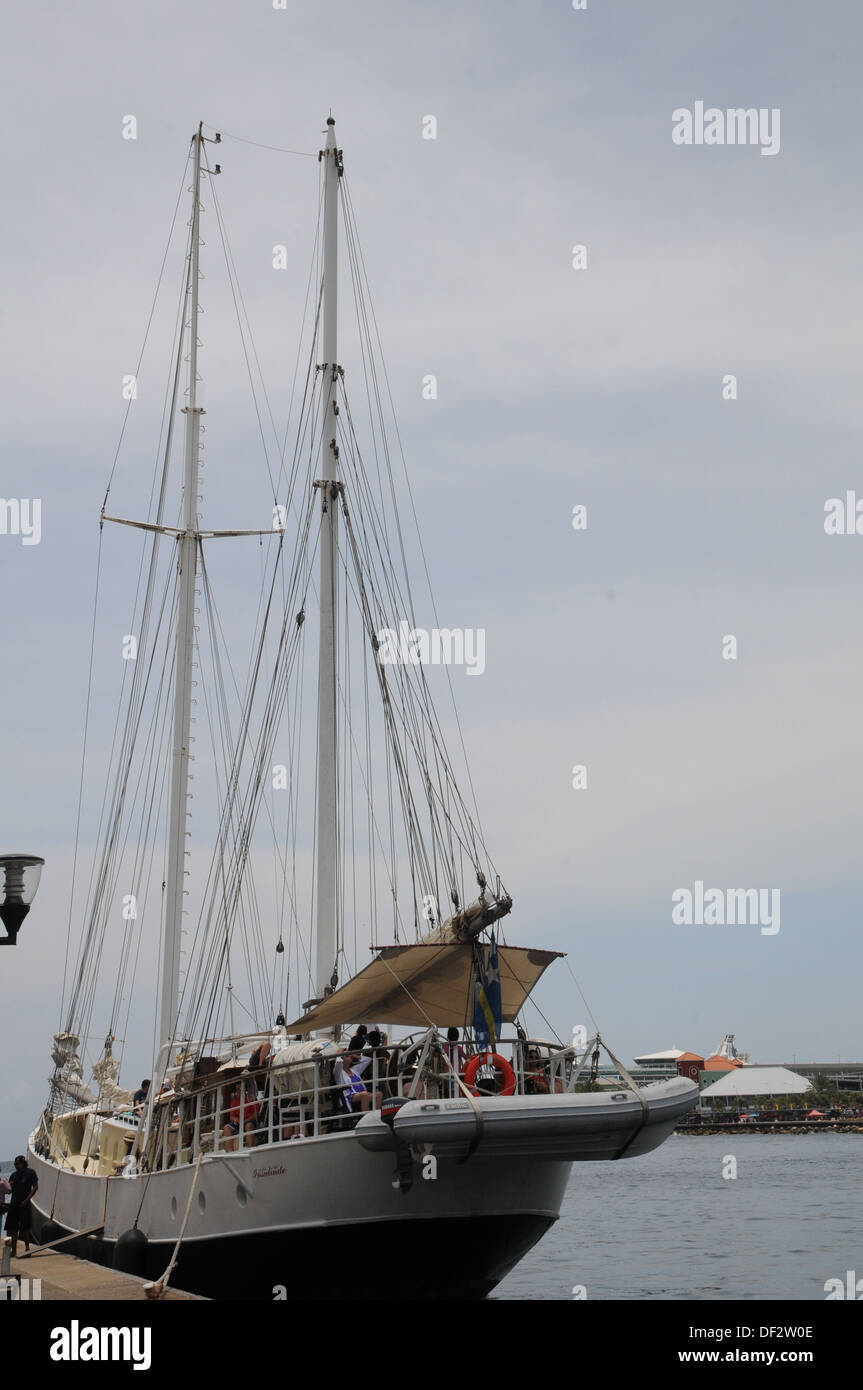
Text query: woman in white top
333 1049 373 1112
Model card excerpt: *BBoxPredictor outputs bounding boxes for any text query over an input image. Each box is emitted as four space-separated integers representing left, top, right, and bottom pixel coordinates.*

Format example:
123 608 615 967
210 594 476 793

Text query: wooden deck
3 1245 203 1300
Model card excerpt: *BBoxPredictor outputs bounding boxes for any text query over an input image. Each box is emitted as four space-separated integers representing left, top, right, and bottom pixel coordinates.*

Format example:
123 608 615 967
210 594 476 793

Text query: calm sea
495 1133 862 1300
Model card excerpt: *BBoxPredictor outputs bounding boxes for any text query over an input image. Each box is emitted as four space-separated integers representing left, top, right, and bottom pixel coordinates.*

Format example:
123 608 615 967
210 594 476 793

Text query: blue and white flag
473 933 502 1049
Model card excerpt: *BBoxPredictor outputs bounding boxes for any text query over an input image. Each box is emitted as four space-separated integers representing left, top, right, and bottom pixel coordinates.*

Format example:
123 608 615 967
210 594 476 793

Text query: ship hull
27 1133 570 1300
30 1205 555 1300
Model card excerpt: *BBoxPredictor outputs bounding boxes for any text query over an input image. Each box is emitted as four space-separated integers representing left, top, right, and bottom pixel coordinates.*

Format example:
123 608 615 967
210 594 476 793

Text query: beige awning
282 942 563 1033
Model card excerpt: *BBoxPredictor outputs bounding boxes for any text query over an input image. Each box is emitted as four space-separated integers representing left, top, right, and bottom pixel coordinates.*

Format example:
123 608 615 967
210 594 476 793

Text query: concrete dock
676 1119 863 1135
3 1246 203 1300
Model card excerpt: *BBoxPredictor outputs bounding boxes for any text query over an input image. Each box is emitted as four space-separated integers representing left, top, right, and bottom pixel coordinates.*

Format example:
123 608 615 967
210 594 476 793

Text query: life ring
464 1052 516 1097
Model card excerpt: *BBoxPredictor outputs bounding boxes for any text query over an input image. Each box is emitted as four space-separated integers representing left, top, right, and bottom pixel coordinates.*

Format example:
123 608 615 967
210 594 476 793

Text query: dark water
495 1134 862 1300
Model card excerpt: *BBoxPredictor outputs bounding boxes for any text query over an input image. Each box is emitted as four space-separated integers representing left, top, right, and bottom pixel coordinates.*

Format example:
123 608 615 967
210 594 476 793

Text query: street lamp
0 854 45 946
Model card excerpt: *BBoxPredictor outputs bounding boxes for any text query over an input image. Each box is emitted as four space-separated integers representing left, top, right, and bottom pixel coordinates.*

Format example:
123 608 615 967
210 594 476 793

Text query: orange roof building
703 1054 744 1071
676 1051 705 1082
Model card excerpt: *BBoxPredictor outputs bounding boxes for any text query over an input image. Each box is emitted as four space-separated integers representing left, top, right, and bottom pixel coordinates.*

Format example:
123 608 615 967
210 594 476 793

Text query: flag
472 933 502 1050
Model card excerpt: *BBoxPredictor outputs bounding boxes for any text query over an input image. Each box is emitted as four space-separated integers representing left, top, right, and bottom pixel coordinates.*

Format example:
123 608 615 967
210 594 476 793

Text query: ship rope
53 130 520 1115
58 143 201 1095
341 175 490 857
145 1152 204 1300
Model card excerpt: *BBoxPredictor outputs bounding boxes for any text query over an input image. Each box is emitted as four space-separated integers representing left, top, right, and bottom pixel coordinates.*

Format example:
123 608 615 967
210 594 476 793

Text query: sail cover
282 943 563 1033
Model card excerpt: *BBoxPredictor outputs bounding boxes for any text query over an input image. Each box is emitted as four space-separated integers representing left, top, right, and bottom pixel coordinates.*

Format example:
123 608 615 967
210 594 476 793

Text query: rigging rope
58 123 525 1098
203 124 317 158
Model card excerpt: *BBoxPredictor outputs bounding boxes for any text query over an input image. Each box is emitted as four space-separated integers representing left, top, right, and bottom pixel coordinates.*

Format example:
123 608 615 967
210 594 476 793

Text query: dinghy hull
358 1075 698 1160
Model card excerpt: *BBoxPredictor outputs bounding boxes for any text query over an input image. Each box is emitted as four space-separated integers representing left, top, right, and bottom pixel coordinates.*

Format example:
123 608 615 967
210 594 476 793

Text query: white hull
28 1133 570 1299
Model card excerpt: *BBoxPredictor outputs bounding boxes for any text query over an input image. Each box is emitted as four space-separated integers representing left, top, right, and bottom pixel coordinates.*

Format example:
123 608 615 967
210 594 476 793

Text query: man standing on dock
4 1155 38 1256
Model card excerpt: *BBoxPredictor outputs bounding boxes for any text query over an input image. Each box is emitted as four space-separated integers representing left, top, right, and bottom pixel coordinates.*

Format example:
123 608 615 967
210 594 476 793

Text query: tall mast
160 124 205 1053
315 116 342 1002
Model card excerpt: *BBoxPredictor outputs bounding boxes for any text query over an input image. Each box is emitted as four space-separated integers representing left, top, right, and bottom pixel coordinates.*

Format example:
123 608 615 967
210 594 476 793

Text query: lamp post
0 855 45 945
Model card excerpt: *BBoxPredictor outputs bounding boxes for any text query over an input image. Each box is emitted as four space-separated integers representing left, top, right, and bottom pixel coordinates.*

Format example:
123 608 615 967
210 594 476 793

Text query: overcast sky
2 1 862 1157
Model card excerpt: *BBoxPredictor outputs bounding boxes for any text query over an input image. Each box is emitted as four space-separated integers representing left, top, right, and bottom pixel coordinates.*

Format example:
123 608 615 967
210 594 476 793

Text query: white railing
132 1033 583 1173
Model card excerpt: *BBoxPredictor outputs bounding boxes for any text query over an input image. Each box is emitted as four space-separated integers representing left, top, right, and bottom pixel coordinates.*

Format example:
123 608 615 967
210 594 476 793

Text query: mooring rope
144 1152 204 1300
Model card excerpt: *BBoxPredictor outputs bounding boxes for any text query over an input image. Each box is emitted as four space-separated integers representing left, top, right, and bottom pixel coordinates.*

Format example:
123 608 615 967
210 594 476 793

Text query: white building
632 1047 685 1071
700 1066 811 1101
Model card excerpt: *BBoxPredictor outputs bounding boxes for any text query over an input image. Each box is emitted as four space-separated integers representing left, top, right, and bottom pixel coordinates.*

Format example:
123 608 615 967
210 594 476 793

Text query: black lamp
0 855 45 945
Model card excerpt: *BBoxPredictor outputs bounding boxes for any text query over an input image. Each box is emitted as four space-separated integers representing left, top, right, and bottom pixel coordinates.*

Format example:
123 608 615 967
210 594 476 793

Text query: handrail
40 1033 590 1175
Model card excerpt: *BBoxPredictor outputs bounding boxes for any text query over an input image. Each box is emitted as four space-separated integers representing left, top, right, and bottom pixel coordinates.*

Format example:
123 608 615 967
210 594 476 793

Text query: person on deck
248 1040 272 1100
524 1049 564 1095
5 1155 38 1256
401 1067 436 1099
333 1045 374 1114
443 1027 465 1094
524 1050 550 1095
222 1082 260 1150
133 1079 151 1115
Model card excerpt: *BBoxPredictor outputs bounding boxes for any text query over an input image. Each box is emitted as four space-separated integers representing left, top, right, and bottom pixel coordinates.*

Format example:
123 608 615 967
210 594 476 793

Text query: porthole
197 1191 206 1214
170 1196 178 1220
235 1184 247 1207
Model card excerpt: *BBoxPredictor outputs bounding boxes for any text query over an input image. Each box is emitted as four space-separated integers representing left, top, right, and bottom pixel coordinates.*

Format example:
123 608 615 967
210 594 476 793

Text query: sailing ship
26 119 697 1300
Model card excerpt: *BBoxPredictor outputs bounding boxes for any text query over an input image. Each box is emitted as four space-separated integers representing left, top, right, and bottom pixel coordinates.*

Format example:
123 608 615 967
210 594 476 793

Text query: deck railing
33 1033 592 1175
132 1033 582 1173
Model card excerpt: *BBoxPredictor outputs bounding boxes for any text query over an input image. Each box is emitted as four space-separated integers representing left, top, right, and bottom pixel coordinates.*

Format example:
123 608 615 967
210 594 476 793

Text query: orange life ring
464 1051 516 1097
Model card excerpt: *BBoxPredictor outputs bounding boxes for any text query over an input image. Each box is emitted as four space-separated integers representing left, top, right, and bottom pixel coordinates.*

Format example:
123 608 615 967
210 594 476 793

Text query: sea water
495 1133 862 1300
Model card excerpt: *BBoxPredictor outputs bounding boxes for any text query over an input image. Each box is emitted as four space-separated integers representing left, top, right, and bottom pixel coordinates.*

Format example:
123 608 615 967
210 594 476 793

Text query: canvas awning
282 942 563 1033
